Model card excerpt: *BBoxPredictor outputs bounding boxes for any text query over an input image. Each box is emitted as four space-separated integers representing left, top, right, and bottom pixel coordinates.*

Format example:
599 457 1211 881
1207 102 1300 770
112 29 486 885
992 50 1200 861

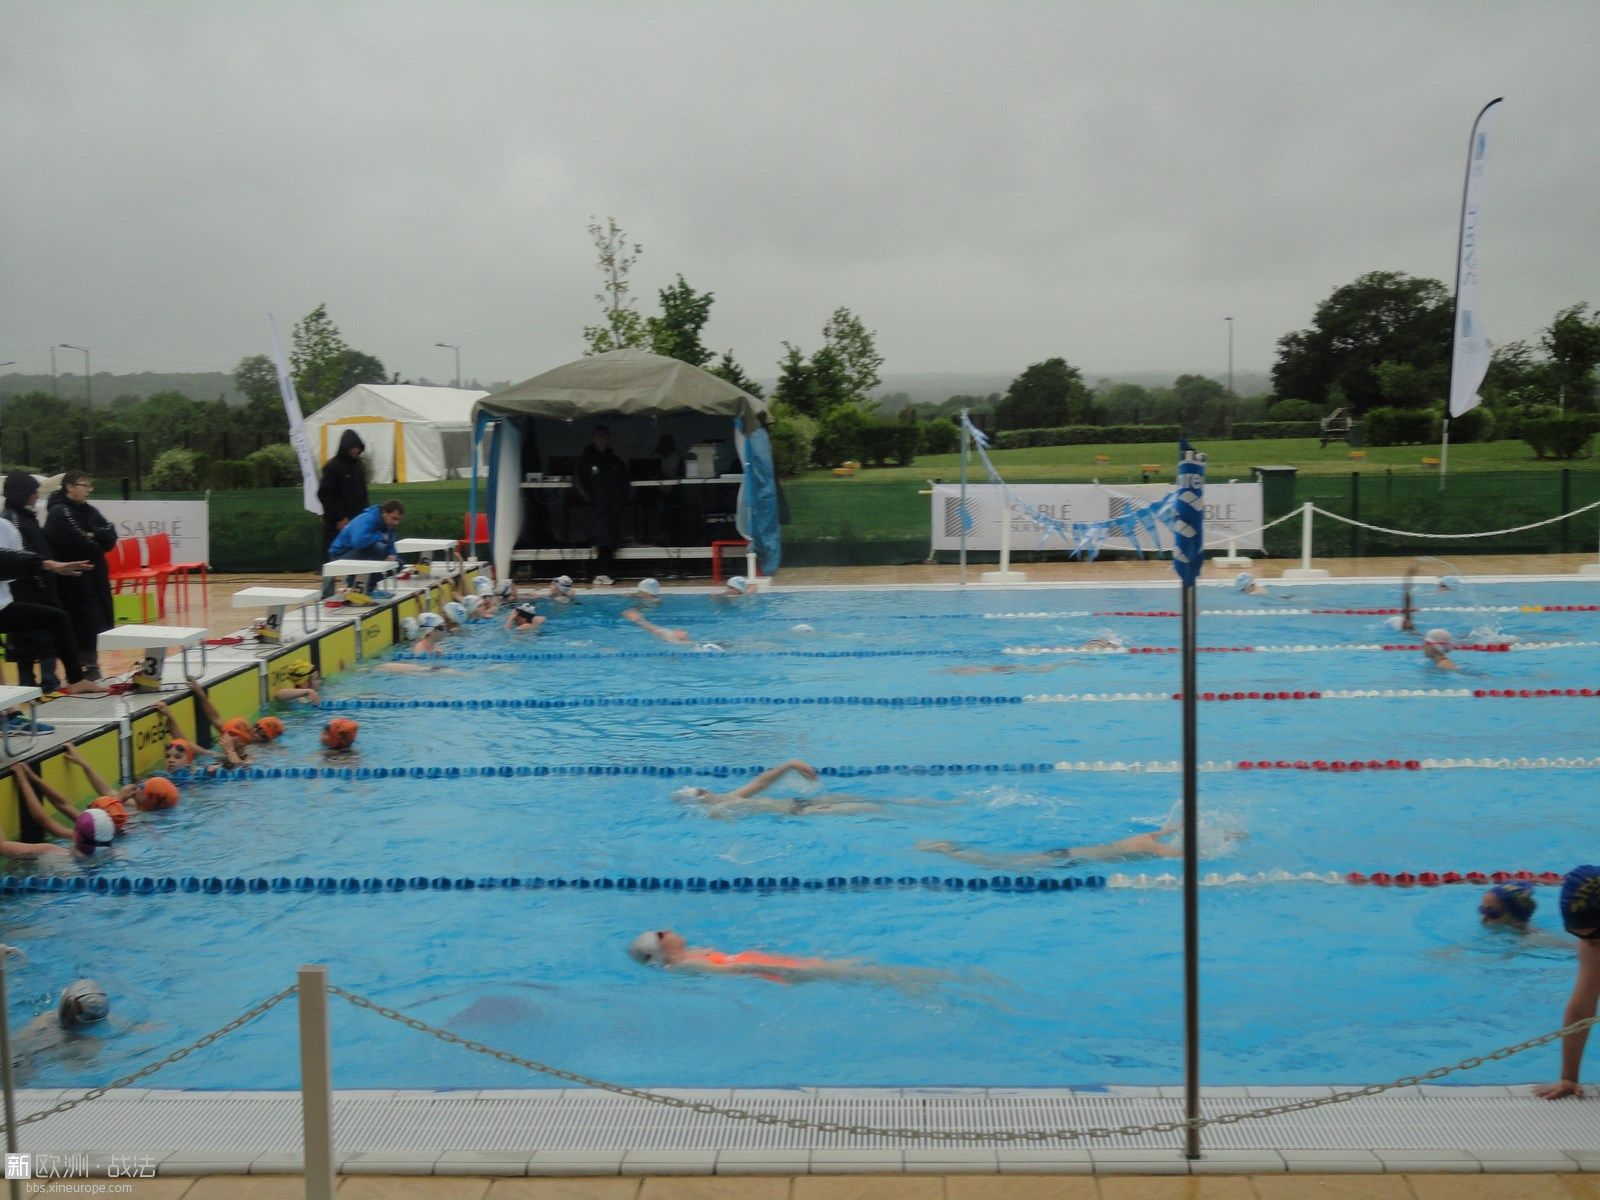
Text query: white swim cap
726 576 748 594
400 616 420 641
1234 572 1253 591
417 611 445 630
1384 615 1405 631
59 979 109 1025
496 578 517 598
672 786 706 802
444 601 467 624
637 578 661 597
1424 628 1452 645
473 575 494 596
628 931 665 963
463 595 485 616
1439 575 1460 589
514 602 540 622
553 575 574 593
694 642 725 653
790 623 814 634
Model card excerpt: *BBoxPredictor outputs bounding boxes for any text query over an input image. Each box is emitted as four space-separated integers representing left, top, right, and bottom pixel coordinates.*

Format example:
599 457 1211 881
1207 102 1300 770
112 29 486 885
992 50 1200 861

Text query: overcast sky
3 0 1597 391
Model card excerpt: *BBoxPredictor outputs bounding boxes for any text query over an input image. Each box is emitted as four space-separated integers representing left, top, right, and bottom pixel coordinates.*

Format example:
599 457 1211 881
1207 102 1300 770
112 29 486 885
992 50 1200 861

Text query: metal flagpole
1171 440 1208 1160
959 409 970 585
1 947 23 1200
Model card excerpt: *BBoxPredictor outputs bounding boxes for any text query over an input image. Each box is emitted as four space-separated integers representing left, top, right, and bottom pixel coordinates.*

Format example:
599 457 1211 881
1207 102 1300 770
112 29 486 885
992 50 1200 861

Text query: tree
582 216 649 354
819 307 884 406
1270 271 1453 412
647 275 715 367
1373 360 1447 409
1541 303 1600 412
994 358 1092 431
1171 374 1229 435
234 355 280 407
708 350 764 398
1094 381 1159 425
334 349 387 396
772 343 821 418
289 303 351 412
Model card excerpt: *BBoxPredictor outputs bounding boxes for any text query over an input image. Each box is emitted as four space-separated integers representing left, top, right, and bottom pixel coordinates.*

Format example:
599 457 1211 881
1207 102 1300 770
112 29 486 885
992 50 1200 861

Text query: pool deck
6 557 1598 1196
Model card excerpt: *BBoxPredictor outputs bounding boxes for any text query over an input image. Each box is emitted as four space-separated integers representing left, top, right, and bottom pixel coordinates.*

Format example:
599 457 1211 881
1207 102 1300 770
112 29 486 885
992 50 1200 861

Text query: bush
853 421 918 467
918 417 960 455
245 442 301 487
992 424 1181 450
1364 407 1440 446
1445 407 1496 444
146 448 201 491
767 411 816 478
1231 421 1321 440
1496 404 1559 442
1522 414 1598 460
1266 398 1322 422
813 405 872 468
206 459 254 489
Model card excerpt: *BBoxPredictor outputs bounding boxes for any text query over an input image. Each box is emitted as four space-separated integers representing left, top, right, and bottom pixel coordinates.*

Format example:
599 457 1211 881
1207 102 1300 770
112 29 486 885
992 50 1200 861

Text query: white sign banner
97 500 210 568
1448 98 1503 419
930 483 1263 553
268 312 324 516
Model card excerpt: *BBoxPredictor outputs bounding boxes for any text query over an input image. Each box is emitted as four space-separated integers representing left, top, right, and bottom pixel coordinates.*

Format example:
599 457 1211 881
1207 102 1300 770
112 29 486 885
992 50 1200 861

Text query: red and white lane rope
1104 868 1566 889
1023 686 1600 704
984 604 1600 619
1003 639 1597 655
1041 756 1600 773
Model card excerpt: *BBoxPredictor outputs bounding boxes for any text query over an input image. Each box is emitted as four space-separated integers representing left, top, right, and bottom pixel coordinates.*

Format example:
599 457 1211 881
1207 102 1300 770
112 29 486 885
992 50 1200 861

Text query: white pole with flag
267 314 322 516
1441 97 1503 488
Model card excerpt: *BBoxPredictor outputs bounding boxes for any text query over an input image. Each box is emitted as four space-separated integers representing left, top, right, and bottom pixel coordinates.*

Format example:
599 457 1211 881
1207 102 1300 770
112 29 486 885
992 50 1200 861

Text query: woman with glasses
43 471 119 680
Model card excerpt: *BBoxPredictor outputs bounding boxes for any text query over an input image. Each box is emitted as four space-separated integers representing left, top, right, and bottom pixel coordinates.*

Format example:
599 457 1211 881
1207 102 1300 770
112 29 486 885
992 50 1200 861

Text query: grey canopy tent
470 349 781 579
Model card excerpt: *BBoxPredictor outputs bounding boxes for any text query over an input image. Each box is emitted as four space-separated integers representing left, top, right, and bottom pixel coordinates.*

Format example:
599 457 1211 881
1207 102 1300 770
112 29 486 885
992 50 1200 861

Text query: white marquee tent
305 385 490 483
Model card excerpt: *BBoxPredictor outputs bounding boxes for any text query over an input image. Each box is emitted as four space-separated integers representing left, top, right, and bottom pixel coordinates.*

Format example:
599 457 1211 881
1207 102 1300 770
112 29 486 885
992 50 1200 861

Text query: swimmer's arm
1535 941 1600 1099
915 840 1054 870
0 837 68 858
185 676 225 732
12 767 76 839
732 759 818 799
273 687 319 704
60 743 116 797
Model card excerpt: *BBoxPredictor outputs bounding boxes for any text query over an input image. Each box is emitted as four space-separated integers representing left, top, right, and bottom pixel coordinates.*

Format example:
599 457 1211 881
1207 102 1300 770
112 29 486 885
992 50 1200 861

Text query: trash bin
1252 465 1299 519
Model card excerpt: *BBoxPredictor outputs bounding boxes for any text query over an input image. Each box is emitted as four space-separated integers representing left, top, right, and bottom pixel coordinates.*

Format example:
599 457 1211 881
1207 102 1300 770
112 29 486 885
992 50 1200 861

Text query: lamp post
1223 317 1234 396
59 343 91 405
435 343 462 388
50 346 58 398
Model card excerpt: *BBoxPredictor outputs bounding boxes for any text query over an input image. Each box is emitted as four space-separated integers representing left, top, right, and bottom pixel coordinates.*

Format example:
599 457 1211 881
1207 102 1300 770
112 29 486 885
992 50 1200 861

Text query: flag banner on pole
1171 438 1206 587
1448 97 1503 420
268 313 322 516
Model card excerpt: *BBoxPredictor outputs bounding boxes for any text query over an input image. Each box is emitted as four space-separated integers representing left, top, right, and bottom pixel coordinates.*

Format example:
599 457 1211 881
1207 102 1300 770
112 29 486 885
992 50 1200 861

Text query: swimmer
272 659 321 705
1234 571 1288 599
470 575 508 618
948 660 1084 676
60 742 180 814
443 599 470 629
672 760 888 818
1478 882 1574 951
720 575 754 599
153 702 246 772
320 716 359 752
536 574 579 604
626 929 953 994
4 763 115 858
1532 865 1600 1100
632 578 663 605
504 601 546 635
1437 575 1460 592
8 977 133 1079
916 823 1238 869
403 611 451 654
1422 628 1459 671
186 676 285 753
622 607 691 644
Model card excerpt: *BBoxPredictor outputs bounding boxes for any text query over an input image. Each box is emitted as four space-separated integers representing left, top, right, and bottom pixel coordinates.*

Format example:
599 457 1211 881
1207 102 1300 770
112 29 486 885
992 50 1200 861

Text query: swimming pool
6 577 1595 1091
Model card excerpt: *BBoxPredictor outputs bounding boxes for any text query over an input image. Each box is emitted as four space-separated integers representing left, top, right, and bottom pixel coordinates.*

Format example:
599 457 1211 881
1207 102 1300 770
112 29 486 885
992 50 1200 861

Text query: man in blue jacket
325 500 403 598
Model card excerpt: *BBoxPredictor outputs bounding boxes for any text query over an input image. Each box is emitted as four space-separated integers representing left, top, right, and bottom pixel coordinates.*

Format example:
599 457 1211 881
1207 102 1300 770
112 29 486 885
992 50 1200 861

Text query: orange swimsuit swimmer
694 950 825 983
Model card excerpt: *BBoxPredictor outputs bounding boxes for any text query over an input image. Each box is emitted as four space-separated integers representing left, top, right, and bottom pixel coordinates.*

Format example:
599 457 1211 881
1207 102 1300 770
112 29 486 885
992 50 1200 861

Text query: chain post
298 966 336 1200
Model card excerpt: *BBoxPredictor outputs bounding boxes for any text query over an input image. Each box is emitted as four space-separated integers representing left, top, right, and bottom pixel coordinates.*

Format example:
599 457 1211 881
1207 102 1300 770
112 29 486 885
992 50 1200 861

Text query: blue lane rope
166 760 1065 784
432 649 969 662
321 695 1025 712
0 873 1105 897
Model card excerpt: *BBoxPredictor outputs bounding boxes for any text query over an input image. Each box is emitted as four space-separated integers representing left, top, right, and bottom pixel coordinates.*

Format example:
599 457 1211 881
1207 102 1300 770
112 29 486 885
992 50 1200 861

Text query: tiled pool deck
7 557 1598 1196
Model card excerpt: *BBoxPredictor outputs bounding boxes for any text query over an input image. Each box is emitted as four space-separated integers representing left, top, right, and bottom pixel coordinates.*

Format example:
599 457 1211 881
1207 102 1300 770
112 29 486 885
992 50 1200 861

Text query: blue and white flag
268 314 322 516
1171 439 1206 587
1448 98 1503 420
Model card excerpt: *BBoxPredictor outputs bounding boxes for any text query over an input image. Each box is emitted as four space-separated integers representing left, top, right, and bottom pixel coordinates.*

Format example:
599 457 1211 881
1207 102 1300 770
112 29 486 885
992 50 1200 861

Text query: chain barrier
328 984 1598 1144
1309 499 1600 542
1 985 298 1133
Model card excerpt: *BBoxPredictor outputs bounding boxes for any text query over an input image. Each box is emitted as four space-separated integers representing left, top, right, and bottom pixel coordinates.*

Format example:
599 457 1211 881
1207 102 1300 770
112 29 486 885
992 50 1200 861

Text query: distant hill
0 370 244 405
758 370 1273 410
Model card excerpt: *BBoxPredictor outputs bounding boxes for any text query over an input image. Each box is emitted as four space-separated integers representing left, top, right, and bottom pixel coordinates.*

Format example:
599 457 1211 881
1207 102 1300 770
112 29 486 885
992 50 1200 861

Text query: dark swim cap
1487 883 1536 924
1559 865 1600 932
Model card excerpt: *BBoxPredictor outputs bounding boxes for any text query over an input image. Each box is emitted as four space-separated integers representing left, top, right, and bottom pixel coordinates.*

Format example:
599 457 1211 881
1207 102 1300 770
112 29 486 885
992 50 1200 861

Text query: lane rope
985 604 1600 619
1003 640 1595 655
1023 686 1598 703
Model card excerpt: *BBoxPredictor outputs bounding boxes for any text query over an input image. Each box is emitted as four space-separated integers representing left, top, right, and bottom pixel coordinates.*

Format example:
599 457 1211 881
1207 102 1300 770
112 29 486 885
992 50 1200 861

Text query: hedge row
993 424 1182 449
1231 421 1321 440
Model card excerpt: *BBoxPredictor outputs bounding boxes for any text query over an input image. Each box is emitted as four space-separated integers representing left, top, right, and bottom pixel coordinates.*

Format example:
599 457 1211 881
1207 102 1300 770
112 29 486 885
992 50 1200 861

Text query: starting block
322 559 399 597
0 685 44 755
97 625 209 692
232 586 321 644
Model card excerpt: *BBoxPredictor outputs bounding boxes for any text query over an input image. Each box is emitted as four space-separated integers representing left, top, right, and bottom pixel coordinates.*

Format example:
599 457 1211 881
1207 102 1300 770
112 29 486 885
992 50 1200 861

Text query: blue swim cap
1488 882 1536 924
1559 865 1600 932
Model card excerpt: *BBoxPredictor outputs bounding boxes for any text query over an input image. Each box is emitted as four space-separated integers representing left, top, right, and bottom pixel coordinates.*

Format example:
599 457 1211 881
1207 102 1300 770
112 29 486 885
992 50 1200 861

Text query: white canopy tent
306 385 489 483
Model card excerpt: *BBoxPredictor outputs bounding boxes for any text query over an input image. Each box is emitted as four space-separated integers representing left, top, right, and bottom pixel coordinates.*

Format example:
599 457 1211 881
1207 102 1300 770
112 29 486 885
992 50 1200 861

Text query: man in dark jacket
42 471 117 680
2 472 65 691
572 424 630 579
318 429 368 596
0 477 100 703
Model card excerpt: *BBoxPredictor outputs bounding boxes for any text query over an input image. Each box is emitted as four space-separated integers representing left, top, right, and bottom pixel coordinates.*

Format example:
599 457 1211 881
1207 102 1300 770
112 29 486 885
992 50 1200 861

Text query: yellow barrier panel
203 668 263 734
318 623 358 675
41 727 121 807
358 610 394 659
0 776 18 840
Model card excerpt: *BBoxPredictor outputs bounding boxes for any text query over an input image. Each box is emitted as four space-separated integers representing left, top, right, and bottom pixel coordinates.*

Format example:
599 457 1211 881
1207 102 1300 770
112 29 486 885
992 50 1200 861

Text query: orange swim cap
139 777 180 810
320 717 359 750
221 717 256 744
255 715 286 741
166 737 197 765
90 796 128 833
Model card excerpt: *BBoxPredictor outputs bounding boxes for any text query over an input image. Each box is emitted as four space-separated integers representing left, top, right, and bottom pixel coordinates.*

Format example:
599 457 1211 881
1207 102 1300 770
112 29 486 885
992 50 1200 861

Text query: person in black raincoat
572 424 630 579
2 472 65 691
43 471 118 680
317 429 369 596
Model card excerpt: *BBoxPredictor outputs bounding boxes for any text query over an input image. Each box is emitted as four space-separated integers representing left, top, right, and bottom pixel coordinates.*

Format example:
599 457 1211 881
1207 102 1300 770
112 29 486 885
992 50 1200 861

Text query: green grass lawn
793 436 1592 485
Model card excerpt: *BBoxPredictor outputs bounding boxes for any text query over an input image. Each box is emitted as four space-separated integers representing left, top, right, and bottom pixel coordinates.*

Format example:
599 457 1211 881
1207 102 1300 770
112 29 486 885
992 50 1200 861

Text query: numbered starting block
231 587 321 644
96 626 209 693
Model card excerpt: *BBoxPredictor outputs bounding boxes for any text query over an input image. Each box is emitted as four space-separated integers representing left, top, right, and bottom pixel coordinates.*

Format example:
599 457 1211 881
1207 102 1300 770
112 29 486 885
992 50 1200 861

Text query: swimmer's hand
1532 1080 1584 1100
786 759 819 782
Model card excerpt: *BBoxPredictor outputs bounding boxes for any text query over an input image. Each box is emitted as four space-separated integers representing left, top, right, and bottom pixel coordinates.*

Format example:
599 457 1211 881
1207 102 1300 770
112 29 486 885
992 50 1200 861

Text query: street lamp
434 342 462 388
59 343 91 404
1223 317 1234 396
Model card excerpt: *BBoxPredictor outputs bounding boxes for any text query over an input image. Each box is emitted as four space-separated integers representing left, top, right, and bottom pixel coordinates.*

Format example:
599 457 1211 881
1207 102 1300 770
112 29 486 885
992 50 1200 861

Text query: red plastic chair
459 512 489 557
146 532 207 612
107 538 163 611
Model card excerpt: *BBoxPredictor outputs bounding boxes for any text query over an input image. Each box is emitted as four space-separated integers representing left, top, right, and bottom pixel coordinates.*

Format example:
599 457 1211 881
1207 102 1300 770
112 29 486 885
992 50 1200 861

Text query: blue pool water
6 578 1596 1089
